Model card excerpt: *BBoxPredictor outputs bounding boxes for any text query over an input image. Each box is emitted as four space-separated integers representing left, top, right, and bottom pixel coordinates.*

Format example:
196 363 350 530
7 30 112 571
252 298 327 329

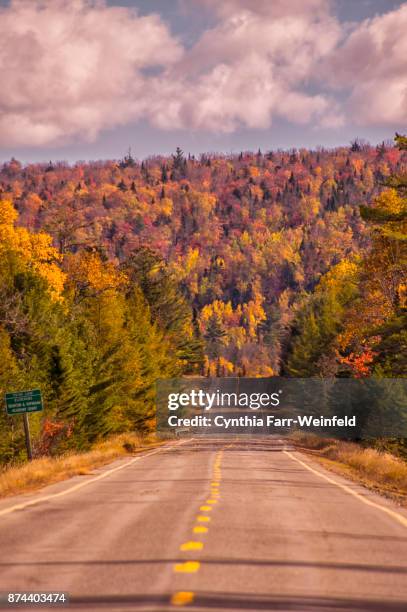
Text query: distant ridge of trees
0 137 405 461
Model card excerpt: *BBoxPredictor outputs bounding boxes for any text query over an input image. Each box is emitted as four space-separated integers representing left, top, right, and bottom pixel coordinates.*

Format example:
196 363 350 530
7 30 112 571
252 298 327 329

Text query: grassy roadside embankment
291 432 407 506
0 433 166 499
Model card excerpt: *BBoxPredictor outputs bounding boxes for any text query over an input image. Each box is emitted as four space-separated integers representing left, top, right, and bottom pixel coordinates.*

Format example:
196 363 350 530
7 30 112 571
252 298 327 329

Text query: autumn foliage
0 138 405 462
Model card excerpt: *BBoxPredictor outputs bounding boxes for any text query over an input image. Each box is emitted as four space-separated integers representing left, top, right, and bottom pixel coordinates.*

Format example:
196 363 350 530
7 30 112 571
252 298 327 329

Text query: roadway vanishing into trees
0 438 407 611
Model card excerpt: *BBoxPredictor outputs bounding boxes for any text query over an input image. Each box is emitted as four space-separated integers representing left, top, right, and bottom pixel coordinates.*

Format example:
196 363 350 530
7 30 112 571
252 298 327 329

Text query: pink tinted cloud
148 0 341 131
0 0 405 147
193 0 333 19
0 0 182 146
324 3 407 125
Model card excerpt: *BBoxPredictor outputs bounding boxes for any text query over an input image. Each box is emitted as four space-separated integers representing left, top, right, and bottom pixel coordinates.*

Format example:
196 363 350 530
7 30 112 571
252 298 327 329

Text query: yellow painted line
193 526 208 534
180 541 203 551
200 505 212 511
173 561 200 573
197 515 210 522
207 499 218 504
0 441 191 519
171 591 194 606
211 482 220 486
285 451 407 530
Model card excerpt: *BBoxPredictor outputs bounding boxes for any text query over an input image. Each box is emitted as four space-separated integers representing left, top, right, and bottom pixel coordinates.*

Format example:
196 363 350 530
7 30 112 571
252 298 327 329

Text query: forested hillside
286 138 406 380
0 138 405 462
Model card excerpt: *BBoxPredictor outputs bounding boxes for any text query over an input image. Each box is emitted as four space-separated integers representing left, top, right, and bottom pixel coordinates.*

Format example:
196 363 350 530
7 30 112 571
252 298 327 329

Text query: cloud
0 0 405 147
162 0 407 132
324 4 407 125
147 0 341 132
148 58 331 133
193 0 333 20
0 0 182 146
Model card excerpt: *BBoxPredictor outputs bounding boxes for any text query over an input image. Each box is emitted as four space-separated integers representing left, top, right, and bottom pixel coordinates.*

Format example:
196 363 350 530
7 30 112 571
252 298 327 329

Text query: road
0 438 407 611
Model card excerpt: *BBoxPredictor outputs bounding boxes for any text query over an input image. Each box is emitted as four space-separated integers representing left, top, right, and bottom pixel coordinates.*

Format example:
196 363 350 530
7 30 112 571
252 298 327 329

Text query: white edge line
0 438 192 518
284 450 407 529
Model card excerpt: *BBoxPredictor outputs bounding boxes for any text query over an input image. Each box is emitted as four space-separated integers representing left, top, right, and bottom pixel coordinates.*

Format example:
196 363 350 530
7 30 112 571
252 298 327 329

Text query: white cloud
0 0 405 147
193 0 333 20
324 4 407 125
0 0 182 146
147 0 341 132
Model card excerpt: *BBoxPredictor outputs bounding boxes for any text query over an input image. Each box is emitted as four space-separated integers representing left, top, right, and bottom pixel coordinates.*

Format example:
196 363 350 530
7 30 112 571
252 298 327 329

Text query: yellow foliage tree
64 251 127 296
0 199 65 300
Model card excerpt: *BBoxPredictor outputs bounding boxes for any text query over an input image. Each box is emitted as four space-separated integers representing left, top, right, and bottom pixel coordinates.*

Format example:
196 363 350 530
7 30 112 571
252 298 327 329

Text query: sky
0 0 406 163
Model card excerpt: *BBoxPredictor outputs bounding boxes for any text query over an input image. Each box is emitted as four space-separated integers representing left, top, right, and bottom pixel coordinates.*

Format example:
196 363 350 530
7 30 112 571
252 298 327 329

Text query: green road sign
5 389 43 416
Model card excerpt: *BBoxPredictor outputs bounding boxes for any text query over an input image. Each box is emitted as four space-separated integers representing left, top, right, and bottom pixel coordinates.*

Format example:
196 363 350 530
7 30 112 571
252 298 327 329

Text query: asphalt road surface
0 438 407 611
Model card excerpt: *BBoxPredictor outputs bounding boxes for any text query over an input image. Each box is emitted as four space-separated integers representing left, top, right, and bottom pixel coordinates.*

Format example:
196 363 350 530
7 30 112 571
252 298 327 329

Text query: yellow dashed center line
173 561 200 573
170 445 229 606
171 591 194 606
197 515 211 522
180 541 204 551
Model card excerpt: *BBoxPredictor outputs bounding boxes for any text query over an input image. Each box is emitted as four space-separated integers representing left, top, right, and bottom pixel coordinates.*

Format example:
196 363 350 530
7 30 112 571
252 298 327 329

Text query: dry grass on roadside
0 433 164 499
291 432 407 500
